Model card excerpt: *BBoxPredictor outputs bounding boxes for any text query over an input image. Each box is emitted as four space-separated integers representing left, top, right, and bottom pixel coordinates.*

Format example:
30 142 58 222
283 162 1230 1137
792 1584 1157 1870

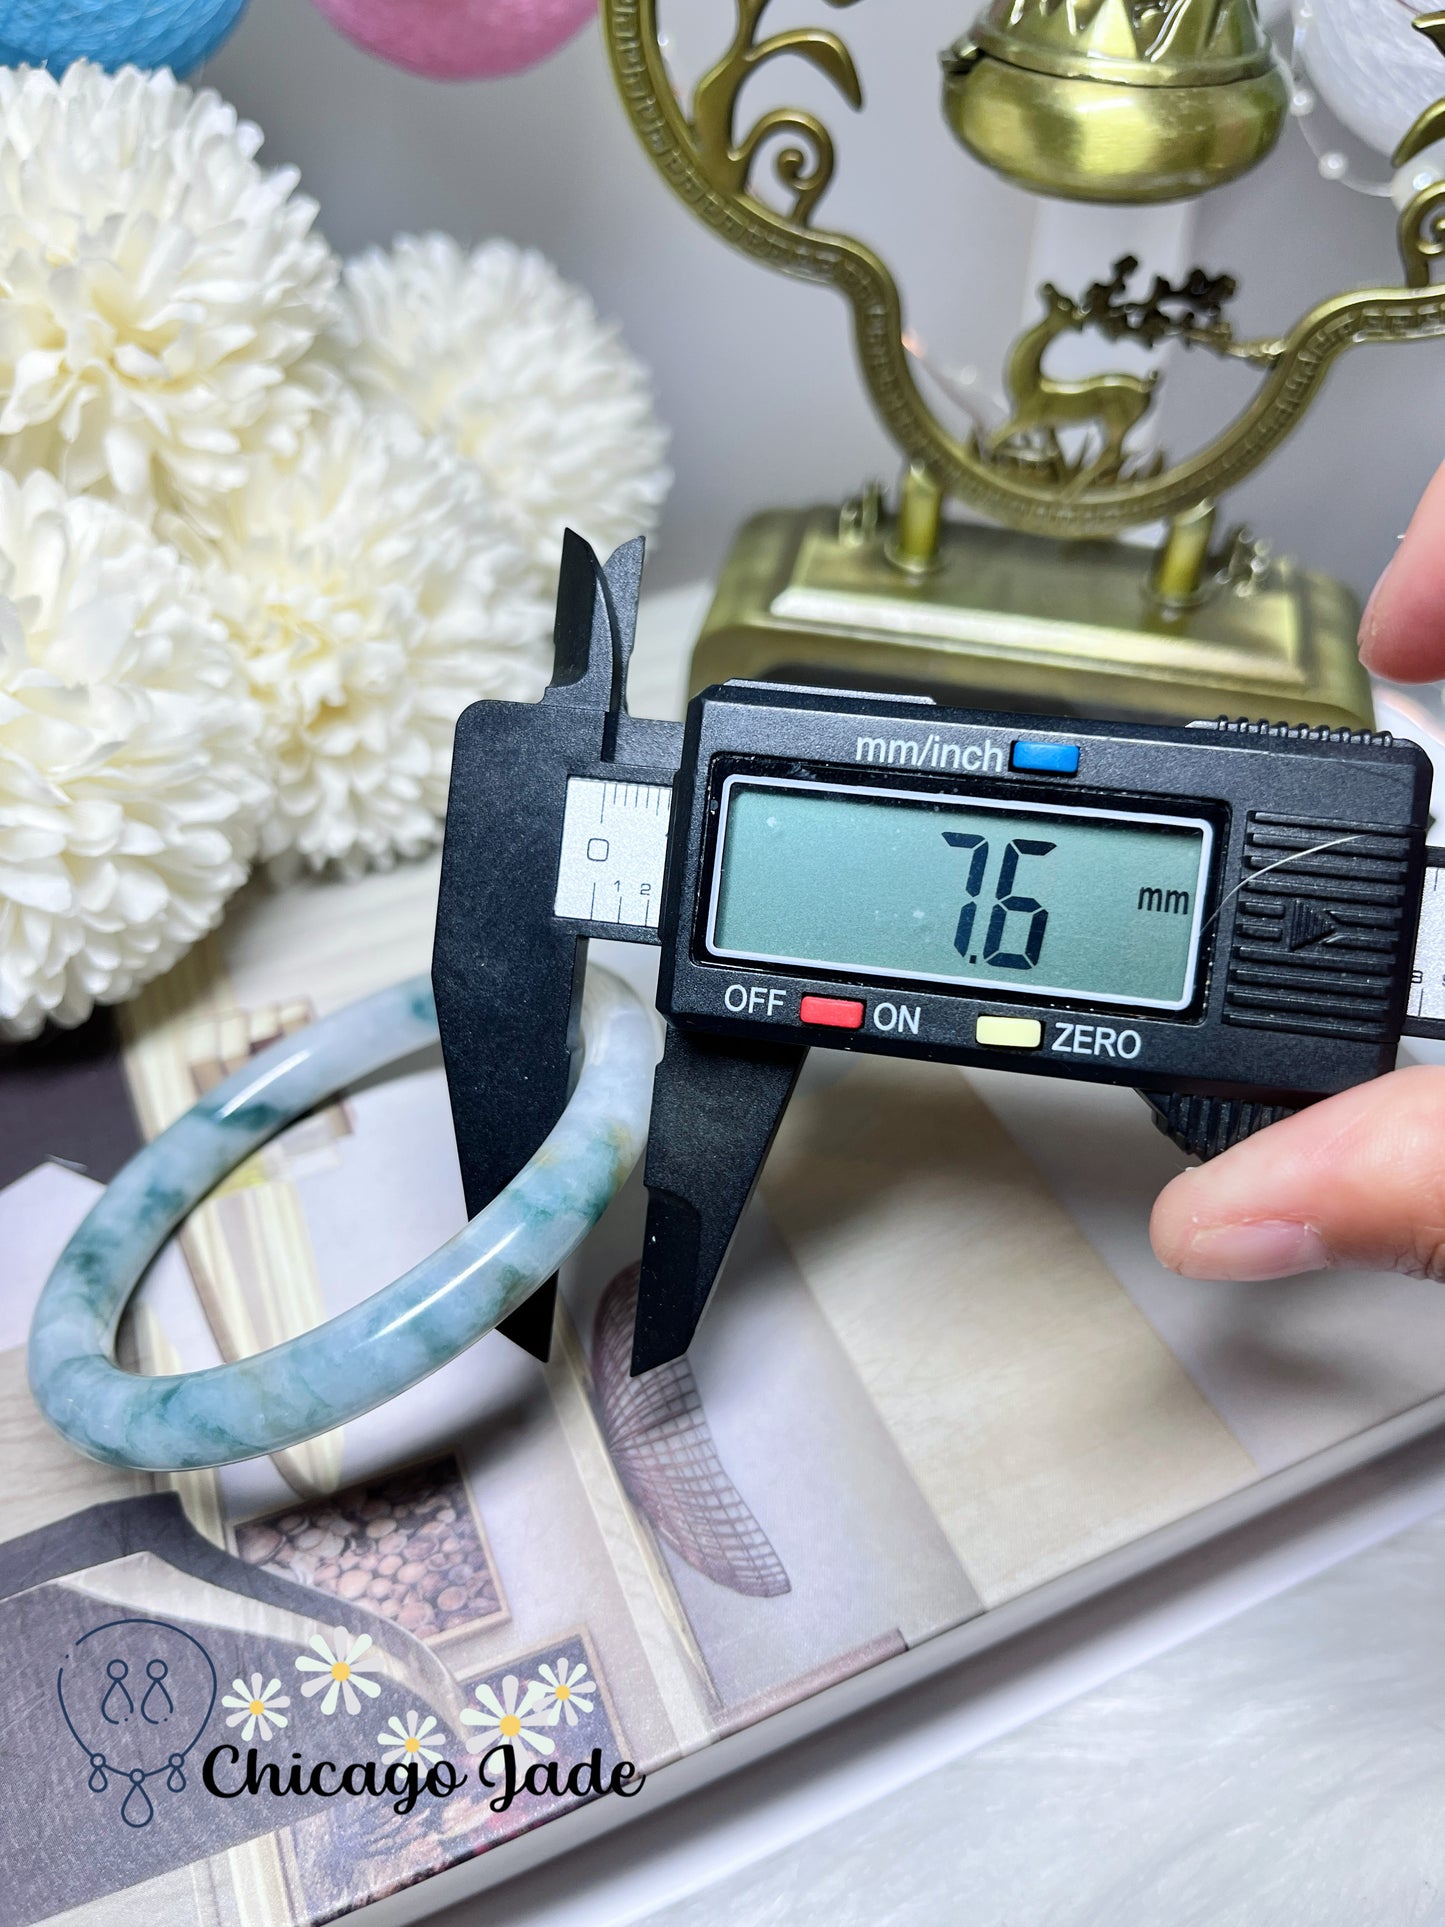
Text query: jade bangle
28 969 655 1472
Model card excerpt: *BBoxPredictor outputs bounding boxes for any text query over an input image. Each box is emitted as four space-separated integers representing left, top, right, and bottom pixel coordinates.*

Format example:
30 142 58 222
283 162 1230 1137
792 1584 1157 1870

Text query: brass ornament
1400 177 1445 289
987 285 1162 488
688 504 1374 730
1394 13 1445 287
983 256 1282 490
1391 10 1445 172
690 0 862 226
941 0 1289 204
602 0 1445 544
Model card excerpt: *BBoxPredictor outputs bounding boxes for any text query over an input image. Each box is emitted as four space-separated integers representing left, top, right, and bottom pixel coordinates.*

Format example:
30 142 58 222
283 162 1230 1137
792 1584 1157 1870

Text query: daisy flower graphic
460 1674 555 1758
221 1674 289 1743
536 1657 596 1728
294 1627 383 1716
378 1711 446 1768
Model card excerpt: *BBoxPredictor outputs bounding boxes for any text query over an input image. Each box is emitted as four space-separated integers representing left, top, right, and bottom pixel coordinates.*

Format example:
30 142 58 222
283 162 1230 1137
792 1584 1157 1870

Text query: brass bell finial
943 0 1289 203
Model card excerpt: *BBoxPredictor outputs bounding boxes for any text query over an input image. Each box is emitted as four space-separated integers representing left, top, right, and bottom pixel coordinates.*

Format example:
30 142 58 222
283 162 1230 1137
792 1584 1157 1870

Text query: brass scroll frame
603 0 1445 539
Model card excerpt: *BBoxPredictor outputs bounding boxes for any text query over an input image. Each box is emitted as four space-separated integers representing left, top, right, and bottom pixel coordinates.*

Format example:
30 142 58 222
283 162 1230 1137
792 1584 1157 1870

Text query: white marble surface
635 1502 1445 1927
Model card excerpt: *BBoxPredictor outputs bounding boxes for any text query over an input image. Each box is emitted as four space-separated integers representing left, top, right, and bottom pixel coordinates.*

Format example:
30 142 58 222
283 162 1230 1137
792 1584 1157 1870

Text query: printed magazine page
8 835 1445 1924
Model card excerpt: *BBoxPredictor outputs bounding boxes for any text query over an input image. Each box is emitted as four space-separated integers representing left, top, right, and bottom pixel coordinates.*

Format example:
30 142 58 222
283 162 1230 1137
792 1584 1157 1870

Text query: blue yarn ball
0 0 250 76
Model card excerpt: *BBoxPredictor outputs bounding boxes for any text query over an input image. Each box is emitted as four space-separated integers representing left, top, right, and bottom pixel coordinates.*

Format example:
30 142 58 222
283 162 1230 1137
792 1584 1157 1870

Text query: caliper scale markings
554 777 672 929
1407 855 1445 1035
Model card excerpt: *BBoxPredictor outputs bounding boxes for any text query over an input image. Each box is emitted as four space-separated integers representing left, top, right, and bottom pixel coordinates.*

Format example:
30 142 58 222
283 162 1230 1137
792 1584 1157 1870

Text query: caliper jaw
432 531 681 1361
633 1030 806 1376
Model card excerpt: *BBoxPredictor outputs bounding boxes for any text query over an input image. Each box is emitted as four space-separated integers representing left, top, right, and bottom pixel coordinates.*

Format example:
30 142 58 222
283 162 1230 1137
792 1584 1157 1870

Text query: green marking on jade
28 970 656 1472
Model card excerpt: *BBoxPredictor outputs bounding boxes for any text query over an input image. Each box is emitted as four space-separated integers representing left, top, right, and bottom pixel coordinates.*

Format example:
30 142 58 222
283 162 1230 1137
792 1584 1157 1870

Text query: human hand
1150 462 1445 1283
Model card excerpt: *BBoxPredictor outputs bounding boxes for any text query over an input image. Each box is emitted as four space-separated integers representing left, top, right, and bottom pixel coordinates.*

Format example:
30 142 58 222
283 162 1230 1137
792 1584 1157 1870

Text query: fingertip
1357 460 1445 682
1150 1067 1445 1285
1149 1162 1206 1274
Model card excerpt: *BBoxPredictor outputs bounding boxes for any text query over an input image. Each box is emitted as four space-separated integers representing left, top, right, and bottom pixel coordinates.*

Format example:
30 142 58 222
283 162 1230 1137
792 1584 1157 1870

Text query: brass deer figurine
986 282 1159 486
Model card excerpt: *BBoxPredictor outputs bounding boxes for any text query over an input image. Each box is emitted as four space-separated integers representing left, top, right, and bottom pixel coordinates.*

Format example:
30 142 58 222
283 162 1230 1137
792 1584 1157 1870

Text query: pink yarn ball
308 0 595 78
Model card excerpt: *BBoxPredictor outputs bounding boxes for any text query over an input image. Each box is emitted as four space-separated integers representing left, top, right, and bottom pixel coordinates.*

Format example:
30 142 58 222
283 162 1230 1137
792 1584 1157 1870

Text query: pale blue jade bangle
28 969 656 1473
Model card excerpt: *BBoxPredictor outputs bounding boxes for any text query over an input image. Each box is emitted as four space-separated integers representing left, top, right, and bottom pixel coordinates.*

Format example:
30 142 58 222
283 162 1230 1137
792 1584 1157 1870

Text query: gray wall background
207 0 1445 605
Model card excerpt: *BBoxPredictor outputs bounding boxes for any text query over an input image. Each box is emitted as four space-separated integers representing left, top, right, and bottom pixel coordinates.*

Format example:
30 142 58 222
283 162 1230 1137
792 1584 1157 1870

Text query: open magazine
8 729 1445 1924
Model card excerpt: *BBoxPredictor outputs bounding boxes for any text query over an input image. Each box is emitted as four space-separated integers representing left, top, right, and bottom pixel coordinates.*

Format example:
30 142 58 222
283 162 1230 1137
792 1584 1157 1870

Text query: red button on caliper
799 995 865 1030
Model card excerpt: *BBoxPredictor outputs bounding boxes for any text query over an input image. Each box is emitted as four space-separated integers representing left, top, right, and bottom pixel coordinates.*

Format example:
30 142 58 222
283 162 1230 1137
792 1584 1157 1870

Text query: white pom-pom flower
0 62 337 531
325 234 670 576
190 390 552 874
0 471 269 1041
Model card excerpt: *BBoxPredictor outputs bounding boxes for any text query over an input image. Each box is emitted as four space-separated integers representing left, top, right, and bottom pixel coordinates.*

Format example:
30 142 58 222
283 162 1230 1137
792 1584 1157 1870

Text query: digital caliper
432 535 1445 1377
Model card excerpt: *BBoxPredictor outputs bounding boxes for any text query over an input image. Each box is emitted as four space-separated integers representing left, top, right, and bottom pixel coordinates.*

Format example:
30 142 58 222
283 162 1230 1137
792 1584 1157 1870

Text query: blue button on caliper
1011 739 1080 774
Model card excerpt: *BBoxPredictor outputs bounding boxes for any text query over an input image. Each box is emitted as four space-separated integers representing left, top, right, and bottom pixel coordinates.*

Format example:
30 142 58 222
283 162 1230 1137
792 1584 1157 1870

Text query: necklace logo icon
57 1619 217 1828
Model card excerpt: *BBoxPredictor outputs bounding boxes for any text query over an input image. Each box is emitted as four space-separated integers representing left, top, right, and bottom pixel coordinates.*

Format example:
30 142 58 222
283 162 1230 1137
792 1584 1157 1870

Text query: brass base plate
689 508 1374 729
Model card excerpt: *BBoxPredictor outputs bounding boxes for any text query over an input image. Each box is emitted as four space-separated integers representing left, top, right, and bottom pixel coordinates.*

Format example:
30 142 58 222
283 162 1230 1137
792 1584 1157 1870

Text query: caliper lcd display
706 776 1214 1012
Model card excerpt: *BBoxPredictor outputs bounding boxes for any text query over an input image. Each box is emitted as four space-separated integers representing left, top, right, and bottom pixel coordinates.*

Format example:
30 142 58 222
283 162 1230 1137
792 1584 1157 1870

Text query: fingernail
1359 539 1405 667
1358 583 1384 666
1174 1220 1329 1281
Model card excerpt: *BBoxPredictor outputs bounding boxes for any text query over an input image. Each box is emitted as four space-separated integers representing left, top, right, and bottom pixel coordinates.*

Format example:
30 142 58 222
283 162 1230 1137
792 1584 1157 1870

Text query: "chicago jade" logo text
202 1741 645 1815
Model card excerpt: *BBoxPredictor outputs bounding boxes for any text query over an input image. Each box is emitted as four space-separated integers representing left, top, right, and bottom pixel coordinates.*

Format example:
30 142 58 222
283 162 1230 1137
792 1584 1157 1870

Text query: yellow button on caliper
975 1015 1043 1050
